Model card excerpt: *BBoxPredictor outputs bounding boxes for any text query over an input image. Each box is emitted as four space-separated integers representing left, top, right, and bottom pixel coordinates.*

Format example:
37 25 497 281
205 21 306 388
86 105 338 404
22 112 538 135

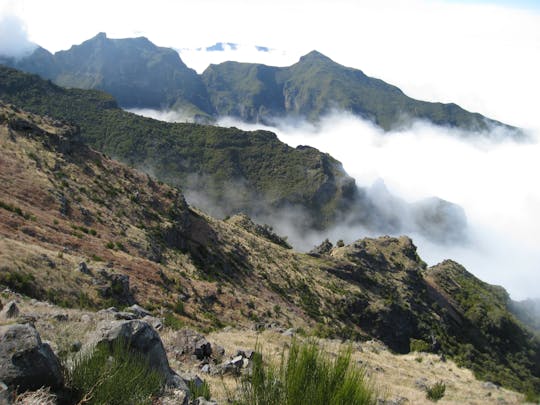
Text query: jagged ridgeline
0 102 538 397
1 32 521 134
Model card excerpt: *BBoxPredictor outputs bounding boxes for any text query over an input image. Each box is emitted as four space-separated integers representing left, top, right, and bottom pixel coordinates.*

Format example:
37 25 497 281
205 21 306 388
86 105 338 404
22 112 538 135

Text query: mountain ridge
0 33 521 134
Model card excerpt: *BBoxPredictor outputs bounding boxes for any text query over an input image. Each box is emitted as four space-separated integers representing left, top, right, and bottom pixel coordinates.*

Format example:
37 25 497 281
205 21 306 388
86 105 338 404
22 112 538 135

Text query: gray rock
170 329 212 360
0 323 64 392
91 320 183 388
53 313 68 322
126 304 152 318
0 301 19 319
194 397 218 405
414 377 428 391
80 314 91 323
200 364 211 374
0 381 10 405
483 381 499 390
180 373 203 389
113 311 138 320
142 315 163 331
282 328 295 337
213 344 225 359
78 261 91 275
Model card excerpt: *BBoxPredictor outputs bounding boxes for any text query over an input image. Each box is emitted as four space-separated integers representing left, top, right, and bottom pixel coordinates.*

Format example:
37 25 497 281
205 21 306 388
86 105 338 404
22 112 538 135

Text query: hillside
0 102 538 398
0 65 467 244
1 34 520 133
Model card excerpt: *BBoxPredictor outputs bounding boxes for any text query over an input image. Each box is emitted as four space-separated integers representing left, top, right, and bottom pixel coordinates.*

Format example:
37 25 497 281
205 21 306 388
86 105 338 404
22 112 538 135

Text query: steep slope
0 102 538 397
2 33 214 118
0 65 467 242
202 50 520 133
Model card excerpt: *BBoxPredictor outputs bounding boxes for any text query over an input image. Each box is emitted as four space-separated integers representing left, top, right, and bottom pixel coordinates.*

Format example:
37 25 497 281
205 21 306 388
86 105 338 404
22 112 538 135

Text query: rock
126 304 152 318
236 349 255 360
0 323 64 392
170 329 212 360
414 377 428 391
0 381 10 405
159 388 188 405
282 328 295 337
53 313 68 321
70 341 82 352
483 381 499 390
200 364 211 374
80 314 91 323
194 397 218 405
91 320 183 388
113 311 138 320
142 315 163 331
180 373 203 389
0 301 19 319
78 261 91 275
213 344 225 359
309 238 334 256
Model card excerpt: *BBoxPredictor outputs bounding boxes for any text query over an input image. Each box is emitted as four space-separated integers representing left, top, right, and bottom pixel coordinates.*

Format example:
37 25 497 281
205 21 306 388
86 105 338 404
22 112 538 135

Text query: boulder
142 315 163 331
91 319 184 388
0 323 64 392
170 329 212 360
0 301 19 319
0 381 10 404
126 304 152 318
78 261 91 275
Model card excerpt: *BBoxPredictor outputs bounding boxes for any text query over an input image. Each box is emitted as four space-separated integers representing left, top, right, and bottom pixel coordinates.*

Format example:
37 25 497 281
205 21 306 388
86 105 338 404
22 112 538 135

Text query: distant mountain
200 42 270 52
1 33 214 119
202 50 518 132
0 65 466 243
0 34 520 134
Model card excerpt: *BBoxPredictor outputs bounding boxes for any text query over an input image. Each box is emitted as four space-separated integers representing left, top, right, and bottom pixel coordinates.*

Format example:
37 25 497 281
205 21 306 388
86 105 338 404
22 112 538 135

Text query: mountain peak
298 50 334 64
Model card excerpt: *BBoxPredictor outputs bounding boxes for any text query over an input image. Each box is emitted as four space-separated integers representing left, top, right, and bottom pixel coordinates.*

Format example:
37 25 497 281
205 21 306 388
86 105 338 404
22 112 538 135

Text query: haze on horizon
1 0 539 300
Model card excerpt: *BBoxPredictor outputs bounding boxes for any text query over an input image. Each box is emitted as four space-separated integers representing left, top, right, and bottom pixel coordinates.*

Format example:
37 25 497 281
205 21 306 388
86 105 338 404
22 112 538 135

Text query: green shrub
426 381 446 402
235 340 376 405
163 312 184 330
66 339 164 405
188 379 211 401
409 338 431 353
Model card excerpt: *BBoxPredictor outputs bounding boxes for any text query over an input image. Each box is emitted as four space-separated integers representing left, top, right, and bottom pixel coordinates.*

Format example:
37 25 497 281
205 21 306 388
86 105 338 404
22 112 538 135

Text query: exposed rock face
309 238 334 256
0 301 19 319
169 329 213 361
91 320 183 388
0 323 64 392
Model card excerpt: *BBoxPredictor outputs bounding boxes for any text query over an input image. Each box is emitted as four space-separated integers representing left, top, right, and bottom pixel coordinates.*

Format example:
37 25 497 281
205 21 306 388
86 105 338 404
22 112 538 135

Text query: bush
188 379 211 401
426 381 446 402
66 339 164 404
409 338 431 353
235 340 376 405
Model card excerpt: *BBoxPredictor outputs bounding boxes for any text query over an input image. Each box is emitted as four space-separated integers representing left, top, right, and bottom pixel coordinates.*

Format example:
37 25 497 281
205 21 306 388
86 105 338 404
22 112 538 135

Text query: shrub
426 381 446 402
163 312 184 330
409 338 431 353
235 340 376 405
188 379 211 401
66 339 164 404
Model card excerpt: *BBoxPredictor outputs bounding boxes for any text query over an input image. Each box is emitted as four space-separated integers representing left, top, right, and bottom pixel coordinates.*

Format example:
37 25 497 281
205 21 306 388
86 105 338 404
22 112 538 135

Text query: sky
1 0 539 299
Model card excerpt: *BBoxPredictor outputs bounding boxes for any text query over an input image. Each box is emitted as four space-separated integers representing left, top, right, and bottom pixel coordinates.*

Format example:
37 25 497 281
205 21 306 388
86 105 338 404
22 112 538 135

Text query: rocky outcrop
90 319 184 388
0 301 20 319
0 323 64 392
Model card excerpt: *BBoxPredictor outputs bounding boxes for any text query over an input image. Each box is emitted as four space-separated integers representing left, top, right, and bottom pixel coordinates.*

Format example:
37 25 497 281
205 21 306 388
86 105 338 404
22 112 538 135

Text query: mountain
1 33 214 119
1 34 520 134
202 50 519 132
0 101 538 397
0 65 467 244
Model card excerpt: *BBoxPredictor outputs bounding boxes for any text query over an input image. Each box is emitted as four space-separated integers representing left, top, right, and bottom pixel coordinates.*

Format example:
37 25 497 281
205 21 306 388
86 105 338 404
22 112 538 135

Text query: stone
126 304 152 318
200 364 211 374
142 315 163 331
0 323 64 392
282 328 295 337
113 311 138 320
194 397 218 405
483 381 499 390
78 261 91 275
0 381 10 405
70 341 82 352
91 319 184 388
0 301 19 319
309 238 334 256
169 329 212 360
53 313 68 321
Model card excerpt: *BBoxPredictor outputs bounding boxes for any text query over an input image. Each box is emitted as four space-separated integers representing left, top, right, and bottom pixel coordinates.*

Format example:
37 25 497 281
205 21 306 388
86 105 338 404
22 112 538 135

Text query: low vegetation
65 339 164 405
234 340 376 405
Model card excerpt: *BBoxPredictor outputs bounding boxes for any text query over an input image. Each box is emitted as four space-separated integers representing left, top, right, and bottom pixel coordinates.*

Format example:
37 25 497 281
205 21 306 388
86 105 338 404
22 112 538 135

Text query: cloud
0 12 37 58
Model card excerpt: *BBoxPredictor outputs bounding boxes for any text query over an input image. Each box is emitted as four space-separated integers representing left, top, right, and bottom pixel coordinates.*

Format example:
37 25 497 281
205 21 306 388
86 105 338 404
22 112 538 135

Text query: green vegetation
188 379 211 401
409 338 431 353
66 339 164 405
0 199 32 220
0 65 356 229
235 340 376 405
426 381 446 402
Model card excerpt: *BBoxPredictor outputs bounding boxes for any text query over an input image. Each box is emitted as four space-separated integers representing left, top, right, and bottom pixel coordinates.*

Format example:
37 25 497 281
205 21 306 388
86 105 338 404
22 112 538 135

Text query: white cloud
0 11 36 58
